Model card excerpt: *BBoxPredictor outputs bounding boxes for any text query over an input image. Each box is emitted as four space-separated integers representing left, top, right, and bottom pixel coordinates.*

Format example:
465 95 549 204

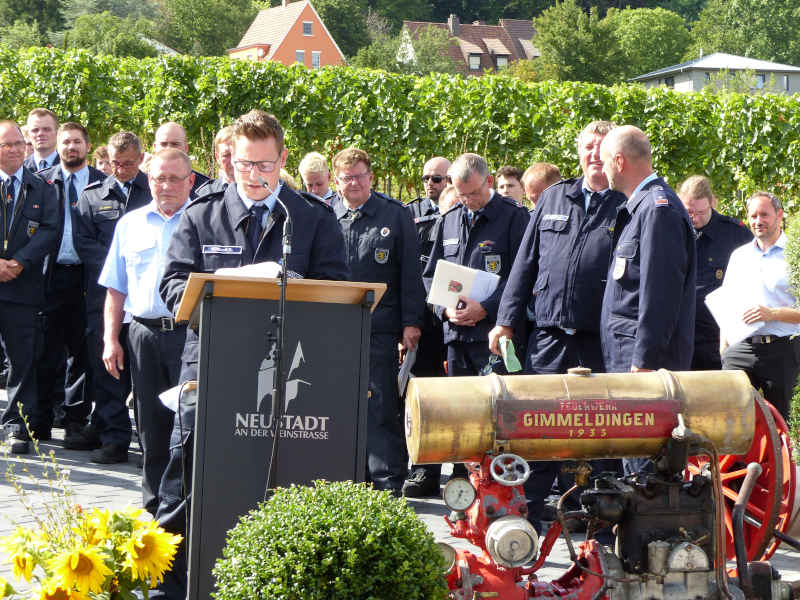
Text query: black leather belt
745 335 788 344
133 316 182 332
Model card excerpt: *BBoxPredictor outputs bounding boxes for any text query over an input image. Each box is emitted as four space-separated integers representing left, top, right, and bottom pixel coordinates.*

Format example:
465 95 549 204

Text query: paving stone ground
0 392 797 596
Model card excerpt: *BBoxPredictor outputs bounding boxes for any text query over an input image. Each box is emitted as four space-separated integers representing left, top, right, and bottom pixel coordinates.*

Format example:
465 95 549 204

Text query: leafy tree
66 12 157 58
0 0 63 34
159 0 256 55
350 24 459 75
368 0 433 30
686 0 800 65
61 0 158 25
533 0 623 83
0 20 45 50
307 0 369 58
605 7 690 80
500 58 541 81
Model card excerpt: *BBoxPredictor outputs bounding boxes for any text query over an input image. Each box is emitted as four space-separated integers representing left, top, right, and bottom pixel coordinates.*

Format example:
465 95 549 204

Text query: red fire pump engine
405 369 800 600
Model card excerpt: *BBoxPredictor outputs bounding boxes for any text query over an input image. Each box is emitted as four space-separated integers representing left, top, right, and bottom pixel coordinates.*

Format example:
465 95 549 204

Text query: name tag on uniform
443 238 459 246
612 256 626 280
202 245 243 255
542 214 569 221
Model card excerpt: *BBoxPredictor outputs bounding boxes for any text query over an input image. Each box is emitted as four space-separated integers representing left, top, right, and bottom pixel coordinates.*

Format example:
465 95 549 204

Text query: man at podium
152 109 349 600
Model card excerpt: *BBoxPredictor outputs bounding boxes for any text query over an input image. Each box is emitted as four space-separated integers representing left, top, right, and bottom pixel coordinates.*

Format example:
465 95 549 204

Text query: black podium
175 274 386 600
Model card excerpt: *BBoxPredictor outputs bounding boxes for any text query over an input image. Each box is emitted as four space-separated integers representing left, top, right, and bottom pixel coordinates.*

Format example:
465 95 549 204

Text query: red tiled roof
404 17 536 76
232 0 309 59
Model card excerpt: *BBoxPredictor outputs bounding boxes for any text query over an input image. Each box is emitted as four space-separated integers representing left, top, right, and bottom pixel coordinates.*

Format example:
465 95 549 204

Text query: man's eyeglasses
336 172 370 184
0 141 25 151
151 174 191 186
110 160 140 169
233 158 280 173
422 175 445 184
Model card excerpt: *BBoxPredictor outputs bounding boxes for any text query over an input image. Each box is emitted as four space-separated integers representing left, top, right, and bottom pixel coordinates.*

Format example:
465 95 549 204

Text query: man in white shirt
721 191 800 421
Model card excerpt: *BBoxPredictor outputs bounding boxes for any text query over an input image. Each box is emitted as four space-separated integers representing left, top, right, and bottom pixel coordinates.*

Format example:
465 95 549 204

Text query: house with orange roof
403 15 537 76
228 0 346 68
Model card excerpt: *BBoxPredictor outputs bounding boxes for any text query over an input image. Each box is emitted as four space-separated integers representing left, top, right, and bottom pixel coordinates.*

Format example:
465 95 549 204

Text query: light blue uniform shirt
34 150 58 170
722 232 800 337
628 172 659 205
582 183 609 213
236 181 281 226
0 166 23 204
57 165 89 264
99 199 189 318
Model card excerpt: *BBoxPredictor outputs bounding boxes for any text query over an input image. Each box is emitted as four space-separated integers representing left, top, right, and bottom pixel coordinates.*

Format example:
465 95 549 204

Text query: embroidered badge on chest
375 248 389 263
485 253 501 274
380 227 390 237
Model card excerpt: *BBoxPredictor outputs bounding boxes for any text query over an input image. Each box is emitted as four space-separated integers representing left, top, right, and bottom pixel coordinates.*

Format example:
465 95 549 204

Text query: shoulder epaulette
299 190 334 212
84 179 104 191
373 190 403 207
442 203 462 216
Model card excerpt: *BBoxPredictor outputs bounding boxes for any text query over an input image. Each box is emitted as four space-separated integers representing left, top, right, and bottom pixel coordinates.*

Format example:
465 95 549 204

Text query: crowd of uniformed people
1 107 798 599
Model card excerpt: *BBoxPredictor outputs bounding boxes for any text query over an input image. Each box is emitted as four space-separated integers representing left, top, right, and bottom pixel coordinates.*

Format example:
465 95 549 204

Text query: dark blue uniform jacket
333 192 424 335
0 168 59 305
497 177 626 332
75 171 152 317
39 164 106 293
600 177 696 372
424 193 529 344
161 183 350 371
694 210 752 349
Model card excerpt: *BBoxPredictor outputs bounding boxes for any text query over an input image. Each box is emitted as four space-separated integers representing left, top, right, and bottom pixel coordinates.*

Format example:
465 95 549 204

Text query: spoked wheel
762 402 796 560
687 395 783 562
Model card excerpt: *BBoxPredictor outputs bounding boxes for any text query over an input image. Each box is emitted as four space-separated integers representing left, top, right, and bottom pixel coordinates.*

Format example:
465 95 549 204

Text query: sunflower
36 580 86 600
50 546 112 594
10 551 34 582
80 509 110 546
0 575 15 598
123 524 182 587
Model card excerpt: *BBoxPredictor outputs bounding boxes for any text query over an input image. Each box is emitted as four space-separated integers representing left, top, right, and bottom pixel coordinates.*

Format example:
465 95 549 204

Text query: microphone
257 176 292 255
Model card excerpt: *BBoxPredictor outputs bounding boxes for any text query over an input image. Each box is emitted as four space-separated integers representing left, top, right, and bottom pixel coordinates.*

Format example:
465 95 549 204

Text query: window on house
496 55 508 69
784 75 790 91
469 54 481 70
296 50 305 64
312 51 321 69
664 76 674 88
704 72 710 82
756 73 766 89
303 21 313 36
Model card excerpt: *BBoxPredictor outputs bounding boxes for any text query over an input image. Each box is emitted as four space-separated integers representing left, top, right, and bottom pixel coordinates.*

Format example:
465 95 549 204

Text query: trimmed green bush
212 480 448 600
4 47 800 211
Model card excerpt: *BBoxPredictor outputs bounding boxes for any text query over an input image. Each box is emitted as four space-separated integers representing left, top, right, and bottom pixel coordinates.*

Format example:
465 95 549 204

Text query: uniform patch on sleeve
654 197 669 207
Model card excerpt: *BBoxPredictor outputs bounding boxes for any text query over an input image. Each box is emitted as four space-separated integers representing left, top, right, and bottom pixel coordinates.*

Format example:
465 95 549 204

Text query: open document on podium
427 259 500 309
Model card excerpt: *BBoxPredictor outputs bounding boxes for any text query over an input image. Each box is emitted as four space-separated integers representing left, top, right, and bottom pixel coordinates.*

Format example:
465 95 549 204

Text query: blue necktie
68 173 78 207
248 204 267 251
38 159 47 172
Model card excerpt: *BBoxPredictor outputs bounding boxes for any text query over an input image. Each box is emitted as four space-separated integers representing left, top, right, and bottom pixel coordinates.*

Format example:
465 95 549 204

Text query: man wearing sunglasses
402 156 451 498
73 131 152 463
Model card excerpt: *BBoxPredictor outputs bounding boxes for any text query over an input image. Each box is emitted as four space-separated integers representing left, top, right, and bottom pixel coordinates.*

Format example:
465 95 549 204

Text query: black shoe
63 424 101 451
7 431 30 454
541 503 558 522
31 428 51 442
90 444 129 464
402 468 440 498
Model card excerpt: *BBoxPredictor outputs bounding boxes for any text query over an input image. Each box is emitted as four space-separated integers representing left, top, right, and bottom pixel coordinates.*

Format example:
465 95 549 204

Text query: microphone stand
257 176 293 500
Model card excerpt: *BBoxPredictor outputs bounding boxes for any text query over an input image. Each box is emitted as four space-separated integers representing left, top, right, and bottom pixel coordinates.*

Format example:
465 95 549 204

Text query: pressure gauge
443 477 476 511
